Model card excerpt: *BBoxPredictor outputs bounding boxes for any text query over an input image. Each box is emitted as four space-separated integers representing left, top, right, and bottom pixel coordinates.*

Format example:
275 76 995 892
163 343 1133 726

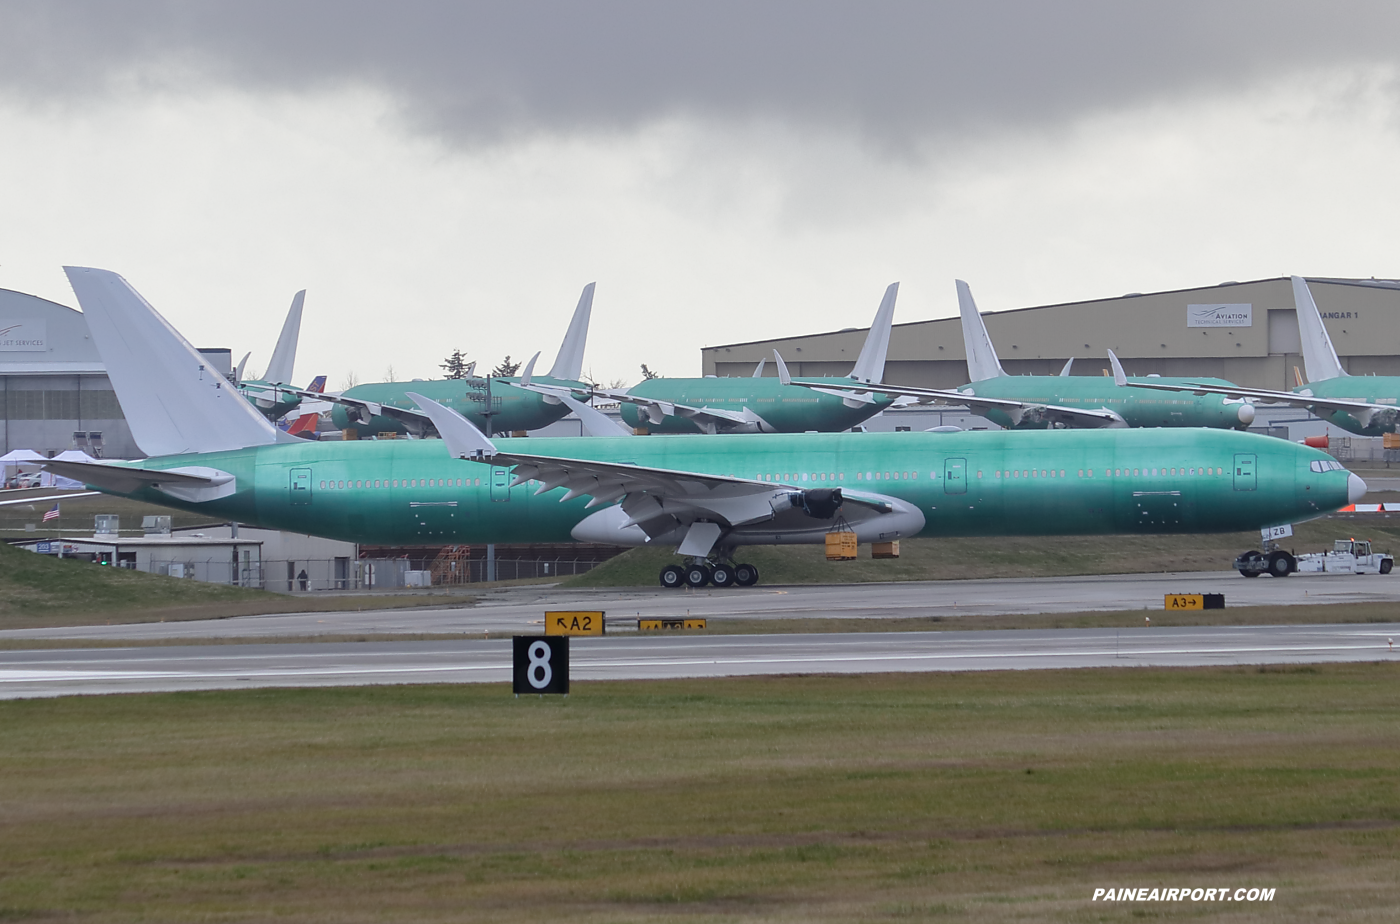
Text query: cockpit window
1309 460 1345 473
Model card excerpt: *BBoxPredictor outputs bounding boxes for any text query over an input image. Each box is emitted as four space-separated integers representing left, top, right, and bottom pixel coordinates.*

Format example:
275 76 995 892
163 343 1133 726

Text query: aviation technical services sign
1187 304 1252 328
0 319 47 351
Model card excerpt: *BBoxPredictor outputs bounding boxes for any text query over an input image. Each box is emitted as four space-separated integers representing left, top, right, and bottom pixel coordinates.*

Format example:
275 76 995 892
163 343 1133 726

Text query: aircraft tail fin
1059 357 1074 377
546 283 595 380
1293 365 1305 388
1107 349 1128 387
773 350 793 385
849 282 898 384
1292 276 1346 383
63 267 281 456
957 280 1005 382
752 358 766 378
305 374 327 393
286 412 320 437
264 290 305 385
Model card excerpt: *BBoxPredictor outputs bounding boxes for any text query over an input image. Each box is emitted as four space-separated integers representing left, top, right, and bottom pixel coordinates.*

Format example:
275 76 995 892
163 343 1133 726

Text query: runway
1 623 1396 699
4 569 1400 643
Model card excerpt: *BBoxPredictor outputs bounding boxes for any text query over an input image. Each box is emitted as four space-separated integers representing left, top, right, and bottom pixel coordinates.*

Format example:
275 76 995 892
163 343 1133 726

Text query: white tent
1 449 47 485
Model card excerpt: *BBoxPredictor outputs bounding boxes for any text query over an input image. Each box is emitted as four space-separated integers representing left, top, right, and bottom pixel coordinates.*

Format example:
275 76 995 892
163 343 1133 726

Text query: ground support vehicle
1235 539 1393 577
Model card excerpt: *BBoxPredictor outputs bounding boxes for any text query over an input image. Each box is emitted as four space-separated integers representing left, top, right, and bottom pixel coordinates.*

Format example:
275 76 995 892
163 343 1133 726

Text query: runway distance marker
546 610 605 636
512 636 569 695
1165 593 1225 611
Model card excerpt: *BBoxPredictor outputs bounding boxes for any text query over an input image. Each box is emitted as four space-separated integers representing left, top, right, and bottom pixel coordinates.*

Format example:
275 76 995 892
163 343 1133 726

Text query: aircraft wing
779 378 1126 428
407 392 918 556
1110 378 1397 415
285 388 436 434
546 384 753 432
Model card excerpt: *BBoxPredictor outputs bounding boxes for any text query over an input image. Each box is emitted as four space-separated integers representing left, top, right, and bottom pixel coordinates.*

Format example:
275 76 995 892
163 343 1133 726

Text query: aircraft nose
1348 472 1368 504
1236 403 1255 425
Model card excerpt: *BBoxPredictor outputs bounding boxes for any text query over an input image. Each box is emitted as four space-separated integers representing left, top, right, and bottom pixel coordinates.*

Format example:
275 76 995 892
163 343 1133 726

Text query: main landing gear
659 559 759 588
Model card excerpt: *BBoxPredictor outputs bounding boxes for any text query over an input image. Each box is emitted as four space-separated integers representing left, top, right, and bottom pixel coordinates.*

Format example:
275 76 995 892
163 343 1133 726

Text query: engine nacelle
790 488 843 519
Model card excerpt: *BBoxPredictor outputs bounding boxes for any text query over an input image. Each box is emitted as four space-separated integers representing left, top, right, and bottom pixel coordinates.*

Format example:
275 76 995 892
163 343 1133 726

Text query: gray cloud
3 1 1399 147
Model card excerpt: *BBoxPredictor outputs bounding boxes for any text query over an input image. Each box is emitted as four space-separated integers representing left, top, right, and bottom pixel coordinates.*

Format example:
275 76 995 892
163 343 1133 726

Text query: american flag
42 503 60 522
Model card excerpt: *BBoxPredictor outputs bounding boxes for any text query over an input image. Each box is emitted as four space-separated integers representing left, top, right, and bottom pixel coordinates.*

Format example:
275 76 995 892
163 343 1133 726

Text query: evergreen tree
640 363 661 380
491 355 521 377
440 349 470 379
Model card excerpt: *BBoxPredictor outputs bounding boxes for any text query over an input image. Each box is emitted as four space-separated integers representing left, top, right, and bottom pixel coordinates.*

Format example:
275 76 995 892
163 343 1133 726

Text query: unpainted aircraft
45 268 1362 588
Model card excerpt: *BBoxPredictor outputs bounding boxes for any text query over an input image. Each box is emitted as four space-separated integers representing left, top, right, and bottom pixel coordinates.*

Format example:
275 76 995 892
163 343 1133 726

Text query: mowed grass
1 666 1397 922
566 515 1400 587
0 541 480 630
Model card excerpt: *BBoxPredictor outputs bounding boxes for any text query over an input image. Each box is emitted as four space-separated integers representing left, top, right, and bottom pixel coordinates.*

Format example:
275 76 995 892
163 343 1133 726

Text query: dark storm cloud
3 1 1399 145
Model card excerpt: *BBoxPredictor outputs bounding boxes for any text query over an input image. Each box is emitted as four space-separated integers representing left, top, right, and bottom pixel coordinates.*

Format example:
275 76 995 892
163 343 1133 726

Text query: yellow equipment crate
826 531 858 561
871 540 900 559
1385 432 1400 450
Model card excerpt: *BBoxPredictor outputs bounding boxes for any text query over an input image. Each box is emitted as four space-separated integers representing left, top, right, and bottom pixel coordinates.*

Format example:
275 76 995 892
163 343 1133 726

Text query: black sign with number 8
513 635 569 695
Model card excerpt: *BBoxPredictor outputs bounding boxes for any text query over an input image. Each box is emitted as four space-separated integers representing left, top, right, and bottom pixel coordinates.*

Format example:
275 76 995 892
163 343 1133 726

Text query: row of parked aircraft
232 275 1400 445
41 267 1364 588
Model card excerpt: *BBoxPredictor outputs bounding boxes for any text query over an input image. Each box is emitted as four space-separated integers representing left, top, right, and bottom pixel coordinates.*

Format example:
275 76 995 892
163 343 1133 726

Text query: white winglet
957 280 1006 382
264 290 305 385
752 357 767 378
1107 349 1128 387
519 351 542 387
558 394 631 437
773 350 793 385
63 267 282 456
1059 357 1074 377
849 282 898 384
1292 276 1347 383
546 282 595 380
406 392 498 459
235 352 251 385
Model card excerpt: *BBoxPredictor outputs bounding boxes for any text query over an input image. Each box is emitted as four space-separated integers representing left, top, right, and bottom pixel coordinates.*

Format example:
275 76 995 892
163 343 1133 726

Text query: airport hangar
701 276 1400 392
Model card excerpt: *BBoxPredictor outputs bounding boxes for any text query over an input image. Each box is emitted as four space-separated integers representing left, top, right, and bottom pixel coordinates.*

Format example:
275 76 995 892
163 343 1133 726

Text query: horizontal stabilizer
42 459 236 502
63 267 282 456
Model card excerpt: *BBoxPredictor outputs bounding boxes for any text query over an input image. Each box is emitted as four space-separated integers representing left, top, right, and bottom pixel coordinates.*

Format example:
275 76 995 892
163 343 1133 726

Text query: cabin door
290 468 313 505
944 458 967 495
1232 453 1256 491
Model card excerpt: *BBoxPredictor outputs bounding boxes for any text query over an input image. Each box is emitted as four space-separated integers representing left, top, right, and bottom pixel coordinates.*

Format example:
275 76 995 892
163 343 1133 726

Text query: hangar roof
0 287 102 374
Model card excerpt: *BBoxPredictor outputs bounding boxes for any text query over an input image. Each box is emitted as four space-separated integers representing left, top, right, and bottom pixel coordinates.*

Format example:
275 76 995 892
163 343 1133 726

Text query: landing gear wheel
1267 551 1295 577
1238 550 1261 578
659 564 685 589
710 564 736 587
734 563 759 587
684 563 712 587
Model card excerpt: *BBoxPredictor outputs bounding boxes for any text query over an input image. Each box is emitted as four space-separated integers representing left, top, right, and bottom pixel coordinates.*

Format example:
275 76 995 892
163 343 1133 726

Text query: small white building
18 534 265 585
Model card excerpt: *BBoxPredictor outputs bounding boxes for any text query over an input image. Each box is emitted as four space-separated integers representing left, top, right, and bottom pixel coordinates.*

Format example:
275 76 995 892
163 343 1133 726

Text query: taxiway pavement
3 570 1399 643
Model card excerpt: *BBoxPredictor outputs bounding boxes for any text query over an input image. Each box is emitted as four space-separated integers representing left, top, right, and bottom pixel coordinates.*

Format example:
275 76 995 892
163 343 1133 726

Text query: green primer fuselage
964 375 1254 430
101 429 1347 547
1293 377 1400 436
332 376 587 436
620 377 897 433
236 379 302 423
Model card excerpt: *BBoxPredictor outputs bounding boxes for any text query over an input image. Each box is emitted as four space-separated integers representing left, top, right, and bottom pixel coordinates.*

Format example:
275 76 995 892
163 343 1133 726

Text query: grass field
0 541 480 630
1 665 1396 922
565 515 1400 587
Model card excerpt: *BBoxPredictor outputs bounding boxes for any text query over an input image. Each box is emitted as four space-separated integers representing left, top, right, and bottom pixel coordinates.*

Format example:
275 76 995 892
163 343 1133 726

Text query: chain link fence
147 555 609 592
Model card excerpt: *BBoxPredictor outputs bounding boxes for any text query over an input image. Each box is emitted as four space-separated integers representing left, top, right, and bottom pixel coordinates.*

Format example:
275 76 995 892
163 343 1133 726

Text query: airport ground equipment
1235 538 1393 577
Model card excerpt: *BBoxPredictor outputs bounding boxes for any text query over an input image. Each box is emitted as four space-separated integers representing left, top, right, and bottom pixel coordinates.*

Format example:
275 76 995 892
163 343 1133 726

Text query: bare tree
340 370 360 390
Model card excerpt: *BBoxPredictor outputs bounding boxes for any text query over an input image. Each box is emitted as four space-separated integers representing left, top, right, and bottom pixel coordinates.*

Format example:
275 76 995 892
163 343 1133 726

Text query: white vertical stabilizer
1292 275 1346 383
848 282 899 384
263 289 305 385
64 267 281 456
547 283 595 380
957 279 1006 382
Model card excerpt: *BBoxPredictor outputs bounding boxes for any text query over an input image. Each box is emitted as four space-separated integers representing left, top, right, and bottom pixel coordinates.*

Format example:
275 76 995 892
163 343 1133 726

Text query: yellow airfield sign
1164 594 1225 611
545 611 605 636
639 618 708 631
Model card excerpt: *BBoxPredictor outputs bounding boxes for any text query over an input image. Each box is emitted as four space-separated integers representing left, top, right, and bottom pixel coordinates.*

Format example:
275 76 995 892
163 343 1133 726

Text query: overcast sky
3 2 1400 385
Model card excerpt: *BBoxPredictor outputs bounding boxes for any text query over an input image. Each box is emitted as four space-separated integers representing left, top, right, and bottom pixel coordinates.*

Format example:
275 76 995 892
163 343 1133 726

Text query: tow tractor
1235 538 1393 578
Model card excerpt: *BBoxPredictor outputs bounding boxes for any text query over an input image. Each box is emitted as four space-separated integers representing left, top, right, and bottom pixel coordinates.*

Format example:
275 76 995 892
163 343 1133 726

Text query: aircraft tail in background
957 280 1006 382
63 267 283 456
848 282 899 384
304 374 326 393
546 283 595 381
1292 275 1346 384
263 289 305 386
